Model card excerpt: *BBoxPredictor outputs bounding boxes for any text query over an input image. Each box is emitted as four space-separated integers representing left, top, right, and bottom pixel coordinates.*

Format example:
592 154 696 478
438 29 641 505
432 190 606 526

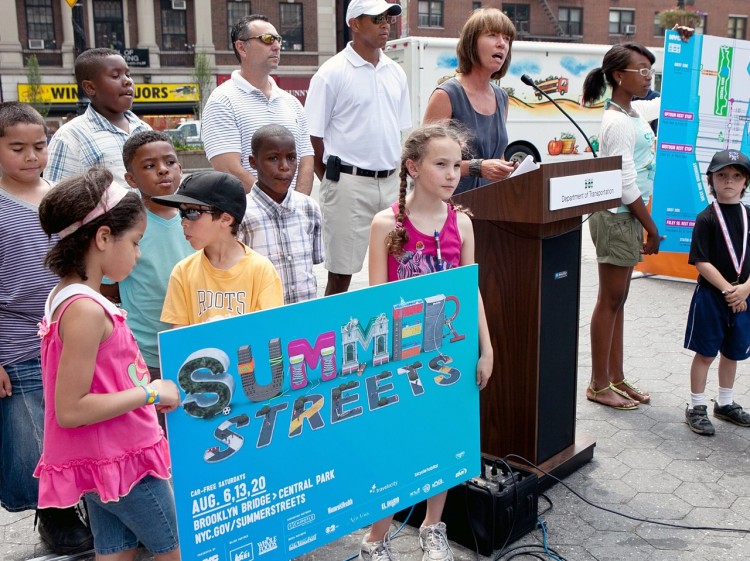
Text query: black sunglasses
179 208 217 221
366 14 398 25
242 33 282 45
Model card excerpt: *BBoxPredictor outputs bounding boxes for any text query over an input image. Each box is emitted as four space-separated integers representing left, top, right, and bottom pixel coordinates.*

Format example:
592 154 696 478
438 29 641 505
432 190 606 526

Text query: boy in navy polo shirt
685 149 750 435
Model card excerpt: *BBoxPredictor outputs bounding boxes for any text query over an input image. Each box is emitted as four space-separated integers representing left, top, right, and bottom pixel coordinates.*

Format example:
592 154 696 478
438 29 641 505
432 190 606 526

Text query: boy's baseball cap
707 150 750 176
346 0 402 26
151 171 246 223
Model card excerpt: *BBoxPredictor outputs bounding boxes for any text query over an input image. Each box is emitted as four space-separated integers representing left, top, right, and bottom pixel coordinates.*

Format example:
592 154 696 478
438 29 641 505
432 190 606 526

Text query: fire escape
519 0 577 43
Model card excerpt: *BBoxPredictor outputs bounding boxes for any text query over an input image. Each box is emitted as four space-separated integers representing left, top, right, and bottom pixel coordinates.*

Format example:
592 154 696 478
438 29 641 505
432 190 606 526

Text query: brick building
394 1 745 48
1 0 746 127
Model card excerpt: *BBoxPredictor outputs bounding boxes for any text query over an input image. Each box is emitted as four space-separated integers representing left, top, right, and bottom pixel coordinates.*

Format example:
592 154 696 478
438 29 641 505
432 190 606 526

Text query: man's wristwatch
469 159 484 178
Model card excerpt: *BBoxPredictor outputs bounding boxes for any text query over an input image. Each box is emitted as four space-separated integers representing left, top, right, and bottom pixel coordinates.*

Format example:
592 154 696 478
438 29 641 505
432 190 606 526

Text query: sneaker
713 401 750 427
358 533 399 561
419 522 454 561
37 506 94 555
685 404 715 436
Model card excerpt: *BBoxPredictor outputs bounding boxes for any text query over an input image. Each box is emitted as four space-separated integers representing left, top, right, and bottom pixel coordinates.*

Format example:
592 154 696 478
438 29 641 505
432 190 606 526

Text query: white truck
385 37 664 163
163 119 202 148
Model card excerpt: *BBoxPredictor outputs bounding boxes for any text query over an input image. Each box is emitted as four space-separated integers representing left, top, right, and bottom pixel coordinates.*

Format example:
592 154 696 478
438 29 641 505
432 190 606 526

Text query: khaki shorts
589 210 643 267
319 171 399 275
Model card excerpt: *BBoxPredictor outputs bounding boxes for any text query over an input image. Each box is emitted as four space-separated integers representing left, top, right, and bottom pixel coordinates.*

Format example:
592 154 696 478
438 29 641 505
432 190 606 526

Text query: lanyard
713 201 748 281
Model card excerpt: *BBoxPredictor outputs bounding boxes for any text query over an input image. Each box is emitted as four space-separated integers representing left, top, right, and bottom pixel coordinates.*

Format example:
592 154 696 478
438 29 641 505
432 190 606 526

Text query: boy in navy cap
155 171 282 328
685 149 750 435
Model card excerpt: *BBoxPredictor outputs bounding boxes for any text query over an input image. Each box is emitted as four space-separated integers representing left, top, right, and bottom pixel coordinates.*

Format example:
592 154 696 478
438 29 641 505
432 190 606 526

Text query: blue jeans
0 357 45 512
85 475 179 555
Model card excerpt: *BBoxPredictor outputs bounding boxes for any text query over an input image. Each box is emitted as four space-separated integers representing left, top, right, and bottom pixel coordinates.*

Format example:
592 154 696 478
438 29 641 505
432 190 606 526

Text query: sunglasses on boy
363 14 398 25
179 208 217 221
621 68 656 77
242 33 283 45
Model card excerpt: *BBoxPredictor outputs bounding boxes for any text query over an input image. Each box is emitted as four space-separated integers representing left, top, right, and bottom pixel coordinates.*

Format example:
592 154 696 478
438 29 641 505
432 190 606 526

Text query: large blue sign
159 266 481 561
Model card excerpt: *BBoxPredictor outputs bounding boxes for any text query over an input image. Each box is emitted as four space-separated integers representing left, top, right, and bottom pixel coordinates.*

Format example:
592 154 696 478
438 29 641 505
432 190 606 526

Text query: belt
340 164 396 178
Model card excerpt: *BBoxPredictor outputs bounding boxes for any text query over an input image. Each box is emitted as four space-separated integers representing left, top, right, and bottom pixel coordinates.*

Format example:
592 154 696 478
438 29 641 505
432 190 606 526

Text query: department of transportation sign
158 266 481 561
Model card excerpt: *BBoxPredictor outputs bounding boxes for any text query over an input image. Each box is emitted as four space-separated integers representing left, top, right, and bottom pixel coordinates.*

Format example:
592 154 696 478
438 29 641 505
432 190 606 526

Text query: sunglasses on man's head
179 208 217 221
243 33 282 45
366 14 398 25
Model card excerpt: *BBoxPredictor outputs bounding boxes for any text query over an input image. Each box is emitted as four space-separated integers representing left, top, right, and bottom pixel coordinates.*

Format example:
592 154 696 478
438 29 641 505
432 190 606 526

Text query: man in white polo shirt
306 0 411 295
202 14 314 194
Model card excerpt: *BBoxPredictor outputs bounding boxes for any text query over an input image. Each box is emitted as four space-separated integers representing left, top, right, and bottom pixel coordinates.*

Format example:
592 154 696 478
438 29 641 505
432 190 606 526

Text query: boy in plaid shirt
239 125 323 303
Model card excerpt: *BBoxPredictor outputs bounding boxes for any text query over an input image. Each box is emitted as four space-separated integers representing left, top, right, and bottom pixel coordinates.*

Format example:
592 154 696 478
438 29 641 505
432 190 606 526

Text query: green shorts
589 211 643 267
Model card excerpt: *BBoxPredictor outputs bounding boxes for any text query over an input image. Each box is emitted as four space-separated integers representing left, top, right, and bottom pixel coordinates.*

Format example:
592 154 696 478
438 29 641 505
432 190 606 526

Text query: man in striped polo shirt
201 14 314 195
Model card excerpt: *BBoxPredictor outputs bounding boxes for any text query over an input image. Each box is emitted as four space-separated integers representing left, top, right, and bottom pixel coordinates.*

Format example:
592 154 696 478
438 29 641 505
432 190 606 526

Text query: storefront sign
120 48 150 68
17 83 199 104
158 266 481 561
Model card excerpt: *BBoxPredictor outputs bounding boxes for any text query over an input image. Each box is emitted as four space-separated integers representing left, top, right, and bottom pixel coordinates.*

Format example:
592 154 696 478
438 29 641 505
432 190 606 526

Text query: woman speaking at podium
422 7 517 194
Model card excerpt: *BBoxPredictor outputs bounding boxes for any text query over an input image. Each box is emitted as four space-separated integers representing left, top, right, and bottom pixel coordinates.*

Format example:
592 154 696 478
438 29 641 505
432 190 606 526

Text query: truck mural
534 76 569 99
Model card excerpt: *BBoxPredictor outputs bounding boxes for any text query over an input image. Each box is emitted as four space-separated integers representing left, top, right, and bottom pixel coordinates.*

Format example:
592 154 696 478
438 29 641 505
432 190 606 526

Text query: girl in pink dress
35 167 181 560
360 123 494 561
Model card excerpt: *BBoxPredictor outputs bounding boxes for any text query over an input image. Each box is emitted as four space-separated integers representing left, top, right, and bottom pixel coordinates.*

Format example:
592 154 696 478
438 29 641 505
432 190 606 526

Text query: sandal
586 383 639 410
612 379 650 404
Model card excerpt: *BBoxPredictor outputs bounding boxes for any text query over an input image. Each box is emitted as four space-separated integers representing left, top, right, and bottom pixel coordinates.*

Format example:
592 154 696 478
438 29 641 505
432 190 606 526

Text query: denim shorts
589 211 644 267
84 475 179 555
0 356 45 512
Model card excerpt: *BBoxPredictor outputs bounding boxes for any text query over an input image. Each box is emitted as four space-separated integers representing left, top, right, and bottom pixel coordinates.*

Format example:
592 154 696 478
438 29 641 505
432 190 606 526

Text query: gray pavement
7 224 750 560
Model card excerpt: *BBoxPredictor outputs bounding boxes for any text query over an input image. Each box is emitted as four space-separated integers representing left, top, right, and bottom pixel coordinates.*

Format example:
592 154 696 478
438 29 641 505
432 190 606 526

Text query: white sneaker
358 532 399 561
419 522 454 561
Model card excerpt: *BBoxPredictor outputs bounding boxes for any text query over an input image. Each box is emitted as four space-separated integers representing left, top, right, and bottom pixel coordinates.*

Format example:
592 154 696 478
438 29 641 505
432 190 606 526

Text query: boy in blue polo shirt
102 131 193 383
685 149 750 435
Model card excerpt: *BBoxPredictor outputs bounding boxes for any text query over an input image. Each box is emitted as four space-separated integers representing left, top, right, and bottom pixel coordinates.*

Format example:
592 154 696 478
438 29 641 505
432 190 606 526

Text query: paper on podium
509 154 540 178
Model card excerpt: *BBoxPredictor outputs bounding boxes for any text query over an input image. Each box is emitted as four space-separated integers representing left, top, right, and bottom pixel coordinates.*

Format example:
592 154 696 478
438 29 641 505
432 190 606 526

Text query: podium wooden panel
453 157 622 485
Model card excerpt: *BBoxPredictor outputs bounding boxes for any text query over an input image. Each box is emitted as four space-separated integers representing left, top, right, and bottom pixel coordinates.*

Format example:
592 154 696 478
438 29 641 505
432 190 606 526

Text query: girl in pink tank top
35 168 181 560
363 124 494 561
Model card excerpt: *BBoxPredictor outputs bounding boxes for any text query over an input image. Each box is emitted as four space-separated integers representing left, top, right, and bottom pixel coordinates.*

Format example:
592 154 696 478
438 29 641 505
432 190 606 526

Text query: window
418 1 444 28
94 1 125 49
609 9 634 35
280 3 303 51
503 4 530 33
160 0 187 50
728 16 747 40
26 0 55 47
227 1 251 49
558 7 582 36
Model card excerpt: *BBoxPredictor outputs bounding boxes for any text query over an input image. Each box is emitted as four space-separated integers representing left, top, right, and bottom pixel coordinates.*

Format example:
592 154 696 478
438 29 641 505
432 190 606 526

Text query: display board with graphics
158 267 481 561
643 31 750 277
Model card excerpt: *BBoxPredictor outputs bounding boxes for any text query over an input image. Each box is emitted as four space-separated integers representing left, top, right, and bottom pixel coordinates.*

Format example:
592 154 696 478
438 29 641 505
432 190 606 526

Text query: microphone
521 74 598 157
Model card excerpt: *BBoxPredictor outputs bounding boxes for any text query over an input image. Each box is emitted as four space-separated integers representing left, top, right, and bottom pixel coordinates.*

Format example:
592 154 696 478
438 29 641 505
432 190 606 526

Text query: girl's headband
58 181 131 239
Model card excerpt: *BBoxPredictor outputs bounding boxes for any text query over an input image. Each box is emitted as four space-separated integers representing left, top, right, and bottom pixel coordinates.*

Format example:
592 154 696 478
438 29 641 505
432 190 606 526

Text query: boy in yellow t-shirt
156 171 282 328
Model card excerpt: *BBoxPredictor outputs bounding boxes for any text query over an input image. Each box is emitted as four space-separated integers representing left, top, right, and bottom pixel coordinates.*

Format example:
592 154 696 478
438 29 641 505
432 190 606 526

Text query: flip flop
612 379 651 403
586 383 639 410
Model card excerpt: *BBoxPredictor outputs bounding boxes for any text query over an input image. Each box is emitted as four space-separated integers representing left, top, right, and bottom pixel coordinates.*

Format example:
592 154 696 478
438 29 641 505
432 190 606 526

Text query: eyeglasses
621 68 656 77
366 14 398 25
242 33 282 45
179 208 217 221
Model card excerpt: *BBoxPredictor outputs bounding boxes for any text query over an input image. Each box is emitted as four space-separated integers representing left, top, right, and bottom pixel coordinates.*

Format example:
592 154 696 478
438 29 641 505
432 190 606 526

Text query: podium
453 157 622 486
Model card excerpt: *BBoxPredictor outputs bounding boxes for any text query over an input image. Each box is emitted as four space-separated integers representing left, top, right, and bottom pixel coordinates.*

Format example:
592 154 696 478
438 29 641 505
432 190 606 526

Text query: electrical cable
505 453 750 534
495 543 567 561
538 493 553 516
537 518 562 561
